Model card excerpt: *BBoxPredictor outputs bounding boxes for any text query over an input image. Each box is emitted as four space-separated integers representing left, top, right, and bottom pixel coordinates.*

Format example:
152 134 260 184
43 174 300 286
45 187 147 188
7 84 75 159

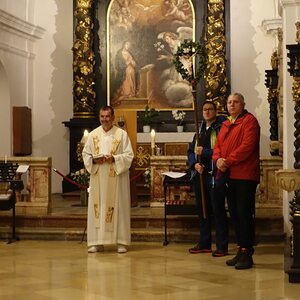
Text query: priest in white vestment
82 106 134 253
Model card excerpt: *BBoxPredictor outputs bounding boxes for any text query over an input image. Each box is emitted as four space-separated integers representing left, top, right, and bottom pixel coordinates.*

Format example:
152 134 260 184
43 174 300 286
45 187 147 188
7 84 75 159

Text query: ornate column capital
261 18 282 35
77 0 93 9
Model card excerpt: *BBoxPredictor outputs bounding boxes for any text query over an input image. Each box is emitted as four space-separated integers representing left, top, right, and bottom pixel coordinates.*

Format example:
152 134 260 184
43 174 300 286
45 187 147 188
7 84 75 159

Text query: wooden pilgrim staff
191 80 207 219
173 40 207 219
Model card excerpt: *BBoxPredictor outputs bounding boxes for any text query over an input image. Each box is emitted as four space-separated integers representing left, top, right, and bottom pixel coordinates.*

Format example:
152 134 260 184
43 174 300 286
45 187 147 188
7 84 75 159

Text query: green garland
173 40 207 84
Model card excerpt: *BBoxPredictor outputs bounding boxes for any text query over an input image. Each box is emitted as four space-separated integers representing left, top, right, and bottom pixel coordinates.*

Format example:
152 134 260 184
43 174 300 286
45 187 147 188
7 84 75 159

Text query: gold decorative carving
271 51 279 70
77 0 92 9
267 88 278 104
72 0 96 118
277 28 283 156
265 43 281 155
76 141 84 162
296 21 300 44
267 50 279 105
292 77 300 102
136 145 151 167
205 0 228 114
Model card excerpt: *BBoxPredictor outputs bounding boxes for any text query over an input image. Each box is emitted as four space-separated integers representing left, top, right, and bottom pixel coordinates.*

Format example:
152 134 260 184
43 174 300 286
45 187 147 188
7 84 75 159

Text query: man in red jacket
213 92 260 269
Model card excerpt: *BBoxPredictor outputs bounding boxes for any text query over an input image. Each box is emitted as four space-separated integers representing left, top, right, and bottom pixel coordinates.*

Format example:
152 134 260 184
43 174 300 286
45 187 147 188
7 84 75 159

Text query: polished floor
0 241 300 299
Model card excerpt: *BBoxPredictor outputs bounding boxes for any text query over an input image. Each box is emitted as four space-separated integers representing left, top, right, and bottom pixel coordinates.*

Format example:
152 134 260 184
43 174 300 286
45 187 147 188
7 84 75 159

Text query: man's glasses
203 108 215 112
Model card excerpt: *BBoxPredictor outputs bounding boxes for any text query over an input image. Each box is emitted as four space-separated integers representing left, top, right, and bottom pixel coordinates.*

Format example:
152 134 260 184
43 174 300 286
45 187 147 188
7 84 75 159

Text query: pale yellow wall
33 0 73 193
230 0 278 157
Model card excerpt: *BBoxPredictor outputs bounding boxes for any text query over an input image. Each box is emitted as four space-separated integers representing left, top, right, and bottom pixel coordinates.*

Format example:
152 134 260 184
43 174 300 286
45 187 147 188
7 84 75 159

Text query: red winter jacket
212 110 260 182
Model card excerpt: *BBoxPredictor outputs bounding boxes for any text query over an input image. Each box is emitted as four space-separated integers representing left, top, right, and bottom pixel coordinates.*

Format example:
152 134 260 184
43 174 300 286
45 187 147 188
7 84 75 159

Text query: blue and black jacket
187 116 226 182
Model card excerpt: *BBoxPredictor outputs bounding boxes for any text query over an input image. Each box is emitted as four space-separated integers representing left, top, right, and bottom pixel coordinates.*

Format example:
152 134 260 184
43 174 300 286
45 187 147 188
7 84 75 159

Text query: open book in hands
93 154 105 159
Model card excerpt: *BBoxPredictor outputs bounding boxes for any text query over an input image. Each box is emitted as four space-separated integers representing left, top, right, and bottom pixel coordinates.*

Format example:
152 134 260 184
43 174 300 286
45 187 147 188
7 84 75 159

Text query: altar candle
5 155 7 164
151 129 155 149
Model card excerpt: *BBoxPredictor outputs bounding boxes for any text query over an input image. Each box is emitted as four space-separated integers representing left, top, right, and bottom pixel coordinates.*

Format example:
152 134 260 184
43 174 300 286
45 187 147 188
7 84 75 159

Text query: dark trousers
226 179 257 250
194 173 228 251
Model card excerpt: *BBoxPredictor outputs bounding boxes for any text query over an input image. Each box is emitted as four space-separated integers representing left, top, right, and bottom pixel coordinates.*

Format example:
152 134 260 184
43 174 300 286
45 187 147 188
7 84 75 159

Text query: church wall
0 61 11 155
33 0 73 193
1 53 30 107
0 0 42 156
230 0 278 157
0 0 34 23
0 0 73 193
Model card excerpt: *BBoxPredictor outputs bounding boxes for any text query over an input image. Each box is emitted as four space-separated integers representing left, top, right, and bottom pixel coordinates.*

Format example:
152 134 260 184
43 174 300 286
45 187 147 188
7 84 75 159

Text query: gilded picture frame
106 0 196 110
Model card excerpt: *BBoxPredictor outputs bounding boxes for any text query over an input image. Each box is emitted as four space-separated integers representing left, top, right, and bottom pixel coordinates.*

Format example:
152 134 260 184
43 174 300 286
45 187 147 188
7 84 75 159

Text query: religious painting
107 0 195 110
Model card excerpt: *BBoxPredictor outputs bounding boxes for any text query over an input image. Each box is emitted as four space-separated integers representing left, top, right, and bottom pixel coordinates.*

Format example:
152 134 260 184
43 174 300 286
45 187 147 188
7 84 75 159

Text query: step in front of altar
0 212 284 243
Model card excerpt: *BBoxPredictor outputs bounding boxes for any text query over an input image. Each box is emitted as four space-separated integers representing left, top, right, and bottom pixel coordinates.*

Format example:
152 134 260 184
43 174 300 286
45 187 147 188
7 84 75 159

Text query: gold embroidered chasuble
82 125 134 246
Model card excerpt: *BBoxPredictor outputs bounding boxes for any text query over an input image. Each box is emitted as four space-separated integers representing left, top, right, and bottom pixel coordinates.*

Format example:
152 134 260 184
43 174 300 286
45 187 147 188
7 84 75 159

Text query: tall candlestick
5 155 7 164
150 129 155 152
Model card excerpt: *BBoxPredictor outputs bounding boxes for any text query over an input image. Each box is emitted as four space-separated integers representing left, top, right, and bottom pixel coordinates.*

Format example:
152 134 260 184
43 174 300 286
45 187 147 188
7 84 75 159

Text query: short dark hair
100 105 114 116
202 100 217 111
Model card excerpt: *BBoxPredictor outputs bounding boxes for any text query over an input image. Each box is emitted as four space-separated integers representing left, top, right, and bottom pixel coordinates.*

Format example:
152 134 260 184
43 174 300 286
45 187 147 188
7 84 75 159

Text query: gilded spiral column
291 77 300 262
73 0 96 118
205 0 228 114
286 22 300 268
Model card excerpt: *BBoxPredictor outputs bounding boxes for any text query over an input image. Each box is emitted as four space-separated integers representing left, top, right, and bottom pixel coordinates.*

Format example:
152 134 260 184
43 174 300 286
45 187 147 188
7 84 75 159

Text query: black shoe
235 249 254 270
226 248 241 266
189 243 212 254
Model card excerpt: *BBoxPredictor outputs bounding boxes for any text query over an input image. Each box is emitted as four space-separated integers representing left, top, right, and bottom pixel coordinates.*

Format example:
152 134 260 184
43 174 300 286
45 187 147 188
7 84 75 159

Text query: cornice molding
0 9 45 41
262 18 282 35
279 0 300 7
0 42 35 59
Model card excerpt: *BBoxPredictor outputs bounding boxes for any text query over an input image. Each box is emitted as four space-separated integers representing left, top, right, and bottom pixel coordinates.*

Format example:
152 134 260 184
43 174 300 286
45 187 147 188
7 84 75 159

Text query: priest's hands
93 155 114 165
104 155 114 164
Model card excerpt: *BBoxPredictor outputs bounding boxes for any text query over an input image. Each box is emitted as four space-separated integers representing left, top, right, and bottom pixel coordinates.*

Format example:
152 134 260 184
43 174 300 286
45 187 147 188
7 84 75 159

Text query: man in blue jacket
187 100 228 256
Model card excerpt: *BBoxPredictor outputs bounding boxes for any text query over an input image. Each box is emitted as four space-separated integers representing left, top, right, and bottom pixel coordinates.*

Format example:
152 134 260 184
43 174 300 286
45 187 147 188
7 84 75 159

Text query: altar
135 132 194 207
137 133 283 219
149 155 283 216
150 156 192 208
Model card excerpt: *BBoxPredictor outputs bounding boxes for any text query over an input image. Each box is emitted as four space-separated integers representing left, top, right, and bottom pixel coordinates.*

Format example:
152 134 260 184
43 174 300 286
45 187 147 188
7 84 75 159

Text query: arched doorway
0 60 11 156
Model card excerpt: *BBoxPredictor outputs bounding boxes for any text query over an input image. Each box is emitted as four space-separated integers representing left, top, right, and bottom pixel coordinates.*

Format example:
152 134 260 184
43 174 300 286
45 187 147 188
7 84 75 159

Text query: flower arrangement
70 168 90 187
140 105 160 126
143 168 151 188
172 110 186 126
